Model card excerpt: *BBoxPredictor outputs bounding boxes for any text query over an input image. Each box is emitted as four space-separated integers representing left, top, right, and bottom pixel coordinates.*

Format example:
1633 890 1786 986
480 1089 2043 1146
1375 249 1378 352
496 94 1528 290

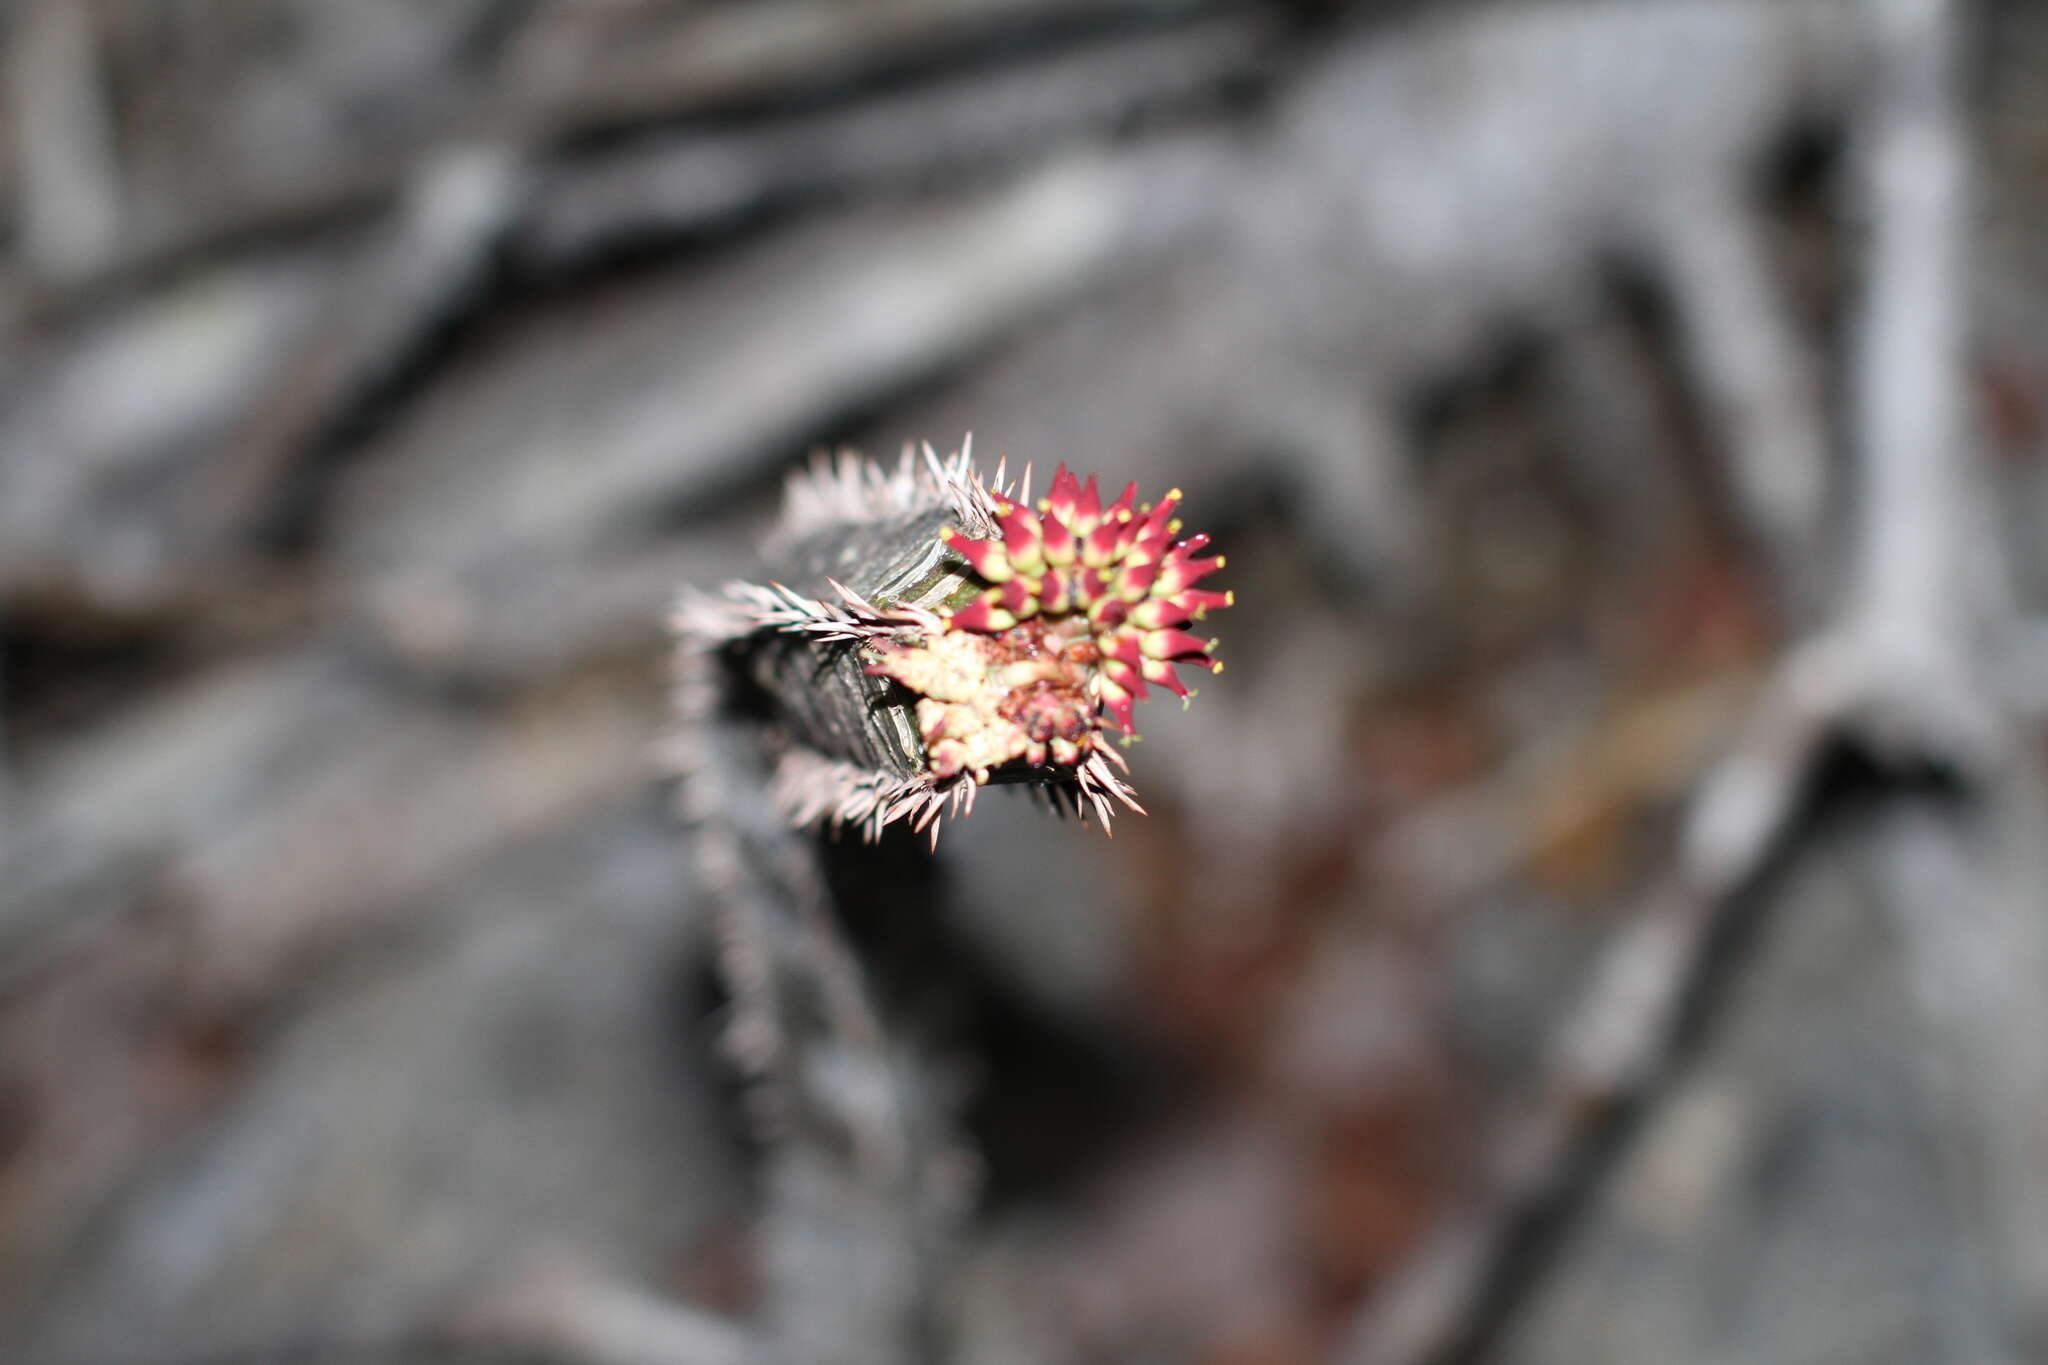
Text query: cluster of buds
866 465 1231 786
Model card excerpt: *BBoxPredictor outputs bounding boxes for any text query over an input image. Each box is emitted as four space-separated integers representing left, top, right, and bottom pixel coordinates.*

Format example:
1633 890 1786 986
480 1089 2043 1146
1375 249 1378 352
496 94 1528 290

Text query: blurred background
5 1 2048 1362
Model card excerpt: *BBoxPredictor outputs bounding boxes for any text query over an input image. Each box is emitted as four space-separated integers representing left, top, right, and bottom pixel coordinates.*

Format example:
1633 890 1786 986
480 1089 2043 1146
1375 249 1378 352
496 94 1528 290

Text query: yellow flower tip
1223 590 1236 606
1036 497 1052 513
1210 660 1225 674
1214 555 1228 569
938 525 959 543
1165 487 1183 502
1167 519 1183 536
1116 509 1133 523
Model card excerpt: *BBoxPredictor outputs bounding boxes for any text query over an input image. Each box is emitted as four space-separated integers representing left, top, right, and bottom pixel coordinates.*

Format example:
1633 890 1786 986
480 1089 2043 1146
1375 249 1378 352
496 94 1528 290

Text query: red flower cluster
867 465 1230 785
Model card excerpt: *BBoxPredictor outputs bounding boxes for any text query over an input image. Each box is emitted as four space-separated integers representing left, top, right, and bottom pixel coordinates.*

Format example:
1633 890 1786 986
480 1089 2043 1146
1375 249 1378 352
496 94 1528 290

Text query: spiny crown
841 464 1235 802
938 465 1231 737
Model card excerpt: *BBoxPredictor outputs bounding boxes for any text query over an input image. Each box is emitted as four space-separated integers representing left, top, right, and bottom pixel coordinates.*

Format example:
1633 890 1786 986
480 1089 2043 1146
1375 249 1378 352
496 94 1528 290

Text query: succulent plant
673 441 1230 842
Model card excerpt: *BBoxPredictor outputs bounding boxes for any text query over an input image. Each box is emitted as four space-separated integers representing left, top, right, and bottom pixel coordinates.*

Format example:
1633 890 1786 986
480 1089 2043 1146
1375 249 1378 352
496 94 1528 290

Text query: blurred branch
1653 183 1833 614
1843 0 2048 1353
8 0 1262 324
132 10 1270 565
519 13 1276 269
185 143 530 552
1341 645 1834 1365
1345 1 2048 1360
1839 0 2000 760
